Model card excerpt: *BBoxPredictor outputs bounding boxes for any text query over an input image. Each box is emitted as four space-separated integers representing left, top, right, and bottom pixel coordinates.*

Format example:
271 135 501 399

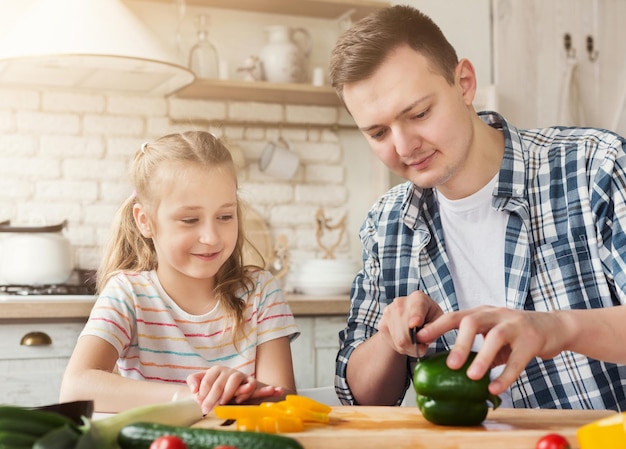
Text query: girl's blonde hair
97 131 259 336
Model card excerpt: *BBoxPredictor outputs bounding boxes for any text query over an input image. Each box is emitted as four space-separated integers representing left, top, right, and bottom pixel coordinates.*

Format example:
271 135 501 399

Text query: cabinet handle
20 331 52 346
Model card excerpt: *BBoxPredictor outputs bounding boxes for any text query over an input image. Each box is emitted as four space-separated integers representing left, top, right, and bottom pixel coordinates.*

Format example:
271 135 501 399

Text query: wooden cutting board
194 406 615 449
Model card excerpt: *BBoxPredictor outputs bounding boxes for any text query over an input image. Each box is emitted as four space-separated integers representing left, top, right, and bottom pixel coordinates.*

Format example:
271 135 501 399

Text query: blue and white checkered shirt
336 112 626 410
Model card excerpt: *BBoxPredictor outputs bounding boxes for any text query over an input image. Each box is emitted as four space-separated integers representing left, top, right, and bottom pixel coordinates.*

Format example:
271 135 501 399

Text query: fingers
192 367 249 413
379 291 442 357
186 372 202 393
445 307 547 395
418 309 468 347
247 385 284 401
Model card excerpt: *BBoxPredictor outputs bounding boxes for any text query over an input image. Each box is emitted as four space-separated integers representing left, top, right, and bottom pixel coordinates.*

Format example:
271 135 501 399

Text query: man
330 5 626 410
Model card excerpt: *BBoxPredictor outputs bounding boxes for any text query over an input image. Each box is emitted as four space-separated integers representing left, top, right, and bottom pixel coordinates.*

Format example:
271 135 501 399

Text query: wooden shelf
145 0 388 20
0 295 349 320
171 78 340 106
137 0 391 108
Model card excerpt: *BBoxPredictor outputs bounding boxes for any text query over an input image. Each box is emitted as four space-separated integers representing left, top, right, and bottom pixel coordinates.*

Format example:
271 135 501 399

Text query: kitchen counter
194 406 615 449
0 294 350 321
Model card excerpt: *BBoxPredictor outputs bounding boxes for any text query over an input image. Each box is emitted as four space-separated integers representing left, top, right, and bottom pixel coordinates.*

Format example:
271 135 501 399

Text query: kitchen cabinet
146 0 390 106
0 317 345 406
0 321 84 407
292 316 345 389
0 296 349 406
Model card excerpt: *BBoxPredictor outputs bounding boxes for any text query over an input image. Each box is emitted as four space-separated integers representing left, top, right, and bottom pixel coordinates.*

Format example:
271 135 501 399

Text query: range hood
0 0 194 96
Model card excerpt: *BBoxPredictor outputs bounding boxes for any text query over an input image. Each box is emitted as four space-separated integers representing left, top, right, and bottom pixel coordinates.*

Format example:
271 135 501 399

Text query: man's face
343 45 478 198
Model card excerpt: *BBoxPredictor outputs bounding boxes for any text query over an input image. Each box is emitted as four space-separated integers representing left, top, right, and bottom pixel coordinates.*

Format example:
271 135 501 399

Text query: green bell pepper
413 350 502 426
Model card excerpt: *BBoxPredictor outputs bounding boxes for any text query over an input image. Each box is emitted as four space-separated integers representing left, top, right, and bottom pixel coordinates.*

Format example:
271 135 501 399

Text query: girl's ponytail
96 193 155 293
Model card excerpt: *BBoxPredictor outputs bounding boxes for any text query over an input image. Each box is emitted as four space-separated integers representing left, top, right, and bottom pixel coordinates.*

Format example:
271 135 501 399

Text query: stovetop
0 283 95 296
0 269 97 300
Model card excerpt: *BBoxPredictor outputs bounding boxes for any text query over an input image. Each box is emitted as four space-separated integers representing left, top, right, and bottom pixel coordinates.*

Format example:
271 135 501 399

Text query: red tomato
536 433 571 449
149 435 187 449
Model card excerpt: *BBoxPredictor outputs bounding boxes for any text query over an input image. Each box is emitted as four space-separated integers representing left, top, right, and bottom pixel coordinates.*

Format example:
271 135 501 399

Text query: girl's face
135 163 239 290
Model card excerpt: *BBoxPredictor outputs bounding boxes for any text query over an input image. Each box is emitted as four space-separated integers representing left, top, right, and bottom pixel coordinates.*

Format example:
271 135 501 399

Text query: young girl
60 131 299 413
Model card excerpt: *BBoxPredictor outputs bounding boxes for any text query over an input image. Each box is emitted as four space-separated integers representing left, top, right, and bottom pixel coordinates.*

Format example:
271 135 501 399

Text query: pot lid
0 219 67 233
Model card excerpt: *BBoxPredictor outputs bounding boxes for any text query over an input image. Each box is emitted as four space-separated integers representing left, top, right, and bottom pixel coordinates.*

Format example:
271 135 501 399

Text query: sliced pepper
214 404 304 433
284 395 332 414
213 394 331 433
577 411 626 449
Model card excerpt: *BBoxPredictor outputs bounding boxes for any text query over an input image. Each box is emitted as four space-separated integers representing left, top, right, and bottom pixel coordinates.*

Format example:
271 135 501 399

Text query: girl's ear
133 203 153 238
455 58 477 107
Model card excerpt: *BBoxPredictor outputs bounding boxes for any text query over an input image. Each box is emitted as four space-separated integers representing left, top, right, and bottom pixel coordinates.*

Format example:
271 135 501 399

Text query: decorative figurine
315 207 347 259
237 55 263 82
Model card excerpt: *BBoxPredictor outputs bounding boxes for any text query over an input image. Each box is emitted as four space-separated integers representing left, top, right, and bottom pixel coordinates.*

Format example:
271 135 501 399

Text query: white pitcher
259 25 312 84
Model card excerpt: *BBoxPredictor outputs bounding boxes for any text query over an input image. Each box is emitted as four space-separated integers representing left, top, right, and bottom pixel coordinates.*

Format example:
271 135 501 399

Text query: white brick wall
0 87 352 274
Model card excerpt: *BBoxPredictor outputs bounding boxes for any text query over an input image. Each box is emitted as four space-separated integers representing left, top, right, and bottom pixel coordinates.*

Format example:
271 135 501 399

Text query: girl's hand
187 366 256 414
233 382 285 403
187 366 287 413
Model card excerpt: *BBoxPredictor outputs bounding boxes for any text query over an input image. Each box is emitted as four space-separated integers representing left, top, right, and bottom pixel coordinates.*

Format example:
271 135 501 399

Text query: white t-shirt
436 175 513 407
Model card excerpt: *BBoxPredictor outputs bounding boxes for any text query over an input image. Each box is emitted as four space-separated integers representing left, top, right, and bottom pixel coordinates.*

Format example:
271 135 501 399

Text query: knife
410 326 422 360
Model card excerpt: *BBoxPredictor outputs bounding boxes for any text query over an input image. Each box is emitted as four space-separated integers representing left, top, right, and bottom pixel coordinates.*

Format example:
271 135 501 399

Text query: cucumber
0 417 61 436
0 405 73 428
118 422 304 449
0 430 38 447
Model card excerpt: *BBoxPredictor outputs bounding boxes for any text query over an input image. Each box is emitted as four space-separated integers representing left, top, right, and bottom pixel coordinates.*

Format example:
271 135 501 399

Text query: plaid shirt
336 112 626 410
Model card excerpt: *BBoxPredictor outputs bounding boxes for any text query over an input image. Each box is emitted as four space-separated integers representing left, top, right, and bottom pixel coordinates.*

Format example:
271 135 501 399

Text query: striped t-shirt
80 269 299 385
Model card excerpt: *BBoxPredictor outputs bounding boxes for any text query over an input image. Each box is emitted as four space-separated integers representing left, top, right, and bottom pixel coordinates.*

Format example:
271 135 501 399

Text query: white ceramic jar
259 25 312 84
0 220 74 285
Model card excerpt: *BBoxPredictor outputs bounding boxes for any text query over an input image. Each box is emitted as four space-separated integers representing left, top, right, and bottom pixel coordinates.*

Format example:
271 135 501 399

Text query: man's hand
377 291 444 357
419 306 568 395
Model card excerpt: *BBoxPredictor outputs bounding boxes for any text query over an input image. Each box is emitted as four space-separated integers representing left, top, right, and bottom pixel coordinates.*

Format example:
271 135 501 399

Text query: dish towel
611 70 626 135
557 56 586 126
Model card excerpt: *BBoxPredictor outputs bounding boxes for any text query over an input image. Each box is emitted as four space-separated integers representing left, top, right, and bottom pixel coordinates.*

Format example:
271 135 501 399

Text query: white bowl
296 277 353 296
297 283 351 296
299 258 357 273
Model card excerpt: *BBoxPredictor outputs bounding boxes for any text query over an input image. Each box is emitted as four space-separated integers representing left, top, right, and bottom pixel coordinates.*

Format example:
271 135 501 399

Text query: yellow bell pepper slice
213 394 331 433
285 394 332 414
577 412 626 449
237 415 305 433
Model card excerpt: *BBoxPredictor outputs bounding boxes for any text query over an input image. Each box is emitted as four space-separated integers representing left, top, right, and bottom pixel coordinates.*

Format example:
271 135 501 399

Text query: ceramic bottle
259 25 312 83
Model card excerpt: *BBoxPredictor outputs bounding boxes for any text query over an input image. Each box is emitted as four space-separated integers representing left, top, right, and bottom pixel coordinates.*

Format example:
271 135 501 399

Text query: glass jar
188 14 219 79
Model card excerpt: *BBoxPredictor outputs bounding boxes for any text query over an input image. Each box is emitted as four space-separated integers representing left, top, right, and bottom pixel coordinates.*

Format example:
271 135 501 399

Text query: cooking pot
0 220 74 285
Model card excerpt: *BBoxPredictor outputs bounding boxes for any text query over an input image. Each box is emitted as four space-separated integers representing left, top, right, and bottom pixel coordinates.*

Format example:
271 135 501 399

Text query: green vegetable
0 405 74 428
0 429 39 448
0 417 65 437
0 397 203 449
33 400 94 425
118 422 304 449
413 350 502 426
75 398 204 449
0 404 76 449
33 424 82 449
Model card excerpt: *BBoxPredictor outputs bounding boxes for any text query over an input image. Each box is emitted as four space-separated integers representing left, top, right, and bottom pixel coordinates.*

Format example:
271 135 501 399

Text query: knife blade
410 326 422 360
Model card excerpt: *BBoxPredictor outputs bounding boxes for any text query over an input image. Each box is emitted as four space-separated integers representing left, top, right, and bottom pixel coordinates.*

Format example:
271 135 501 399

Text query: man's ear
455 58 477 106
133 203 153 238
